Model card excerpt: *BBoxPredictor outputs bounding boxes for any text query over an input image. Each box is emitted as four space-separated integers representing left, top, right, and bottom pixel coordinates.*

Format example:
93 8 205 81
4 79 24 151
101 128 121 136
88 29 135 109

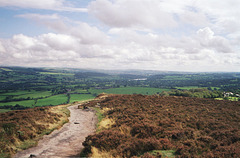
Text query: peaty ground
15 104 97 158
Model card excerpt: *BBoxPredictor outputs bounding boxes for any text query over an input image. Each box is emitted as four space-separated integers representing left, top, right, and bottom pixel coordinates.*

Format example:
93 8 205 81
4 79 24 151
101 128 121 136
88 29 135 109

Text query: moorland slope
81 94 240 157
0 104 70 157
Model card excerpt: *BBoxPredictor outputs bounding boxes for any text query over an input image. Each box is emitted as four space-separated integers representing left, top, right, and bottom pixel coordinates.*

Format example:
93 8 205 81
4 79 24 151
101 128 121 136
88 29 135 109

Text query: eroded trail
15 104 97 158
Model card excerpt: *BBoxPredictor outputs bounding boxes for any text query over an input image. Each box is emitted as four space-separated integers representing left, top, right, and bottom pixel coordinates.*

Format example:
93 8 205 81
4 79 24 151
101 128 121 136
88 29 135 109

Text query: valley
0 66 240 157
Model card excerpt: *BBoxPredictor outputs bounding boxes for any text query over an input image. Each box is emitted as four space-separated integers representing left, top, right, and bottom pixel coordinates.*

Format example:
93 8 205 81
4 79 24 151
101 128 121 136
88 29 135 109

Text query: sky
0 0 240 72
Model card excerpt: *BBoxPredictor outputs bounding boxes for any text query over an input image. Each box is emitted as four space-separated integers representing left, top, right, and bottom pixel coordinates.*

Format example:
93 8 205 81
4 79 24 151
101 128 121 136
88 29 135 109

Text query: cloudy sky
0 0 239 72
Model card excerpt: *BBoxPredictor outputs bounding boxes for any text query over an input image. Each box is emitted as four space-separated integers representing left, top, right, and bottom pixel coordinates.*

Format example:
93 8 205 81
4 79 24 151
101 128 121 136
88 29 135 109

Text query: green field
215 97 239 101
70 94 95 103
228 97 239 101
0 109 12 113
0 68 12 71
175 86 199 90
12 91 52 99
89 87 170 95
215 98 224 100
35 94 68 106
0 90 52 100
163 75 190 80
0 93 94 110
70 89 89 94
0 100 35 107
175 86 220 90
0 96 6 101
39 72 74 76
2 90 33 96
211 87 221 90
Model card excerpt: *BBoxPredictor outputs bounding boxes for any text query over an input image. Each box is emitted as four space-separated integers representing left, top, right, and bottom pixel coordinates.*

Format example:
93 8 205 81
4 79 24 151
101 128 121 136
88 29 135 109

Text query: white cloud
194 0 240 33
0 29 239 71
16 14 60 20
11 34 37 49
0 41 6 53
179 10 209 27
0 0 87 12
196 27 232 53
17 13 109 45
88 0 177 29
0 32 113 66
71 22 110 44
88 0 240 38
39 33 80 51
1 0 240 71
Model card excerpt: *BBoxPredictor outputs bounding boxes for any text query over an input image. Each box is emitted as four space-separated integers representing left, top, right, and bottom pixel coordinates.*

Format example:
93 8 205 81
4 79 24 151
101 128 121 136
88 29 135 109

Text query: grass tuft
99 118 115 130
16 140 37 150
92 107 104 131
90 147 119 158
148 150 175 157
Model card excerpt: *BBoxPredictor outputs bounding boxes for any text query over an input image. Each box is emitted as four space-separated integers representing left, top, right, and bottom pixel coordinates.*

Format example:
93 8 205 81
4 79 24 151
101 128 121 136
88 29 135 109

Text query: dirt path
15 104 97 158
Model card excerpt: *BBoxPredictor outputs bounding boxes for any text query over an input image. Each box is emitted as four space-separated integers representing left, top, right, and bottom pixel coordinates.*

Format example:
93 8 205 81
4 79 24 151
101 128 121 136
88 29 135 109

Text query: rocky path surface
15 104 97 158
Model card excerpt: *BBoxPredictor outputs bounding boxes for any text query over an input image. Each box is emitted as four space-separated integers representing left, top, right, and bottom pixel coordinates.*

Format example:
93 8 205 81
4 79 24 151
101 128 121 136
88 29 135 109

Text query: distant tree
5 96 13 102
159 91 169 96
92 93 98 97
67 94 71 104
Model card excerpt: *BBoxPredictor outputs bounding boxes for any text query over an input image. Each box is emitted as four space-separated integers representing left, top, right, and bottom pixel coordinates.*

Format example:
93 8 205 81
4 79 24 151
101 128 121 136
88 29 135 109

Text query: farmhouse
223 92 234 97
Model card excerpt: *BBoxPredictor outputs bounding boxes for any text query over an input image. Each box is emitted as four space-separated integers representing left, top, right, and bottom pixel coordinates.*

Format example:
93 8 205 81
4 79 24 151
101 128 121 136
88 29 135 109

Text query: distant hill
75 72 109 78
